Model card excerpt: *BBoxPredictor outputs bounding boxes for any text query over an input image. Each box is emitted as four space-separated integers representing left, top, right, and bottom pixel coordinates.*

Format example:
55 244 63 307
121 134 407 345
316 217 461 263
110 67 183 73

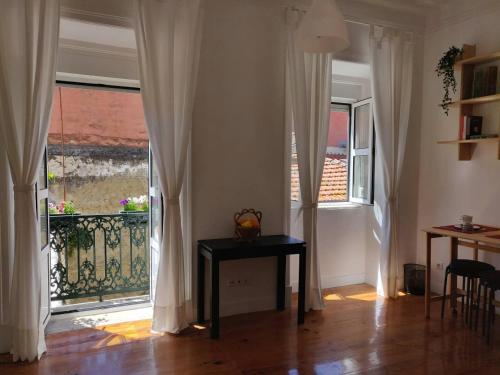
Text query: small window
290 99 374 206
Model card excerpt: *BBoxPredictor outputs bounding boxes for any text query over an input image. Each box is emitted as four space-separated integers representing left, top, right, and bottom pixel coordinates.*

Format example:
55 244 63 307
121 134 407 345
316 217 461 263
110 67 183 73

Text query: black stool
441 259 495 323
477 270 500 344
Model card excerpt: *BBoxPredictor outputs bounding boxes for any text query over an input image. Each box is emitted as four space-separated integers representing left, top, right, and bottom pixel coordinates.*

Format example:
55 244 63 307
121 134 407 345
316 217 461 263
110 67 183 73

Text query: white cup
461 215 473 225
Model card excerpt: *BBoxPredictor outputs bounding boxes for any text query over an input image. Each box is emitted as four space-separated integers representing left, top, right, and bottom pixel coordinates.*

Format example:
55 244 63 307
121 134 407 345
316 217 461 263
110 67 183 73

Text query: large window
291 99 374 205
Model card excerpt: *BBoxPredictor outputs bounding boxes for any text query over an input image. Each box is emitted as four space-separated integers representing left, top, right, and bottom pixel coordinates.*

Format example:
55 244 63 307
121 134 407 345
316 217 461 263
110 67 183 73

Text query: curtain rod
285 6 423 34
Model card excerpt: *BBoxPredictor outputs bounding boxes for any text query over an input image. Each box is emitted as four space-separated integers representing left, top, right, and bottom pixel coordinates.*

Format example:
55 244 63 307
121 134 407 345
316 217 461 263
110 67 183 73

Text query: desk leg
450 237 458 315
210 259 220 339
298 248 306 324
425 233 432 319
197 245 205 323
277 255 286 311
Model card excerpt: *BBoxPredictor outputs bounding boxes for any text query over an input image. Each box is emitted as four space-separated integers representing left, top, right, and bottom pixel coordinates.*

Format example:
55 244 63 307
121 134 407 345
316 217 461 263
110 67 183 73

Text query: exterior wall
48 87 148 215
417 4 500 293
48 146 148 214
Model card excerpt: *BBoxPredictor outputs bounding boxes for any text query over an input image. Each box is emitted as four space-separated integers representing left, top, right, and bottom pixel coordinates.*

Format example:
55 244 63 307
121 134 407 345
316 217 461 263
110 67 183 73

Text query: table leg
425 232 432 319
298 248 306 324
450 237 458 315
277 255 286 311
210 258 220 339
197 245 205 323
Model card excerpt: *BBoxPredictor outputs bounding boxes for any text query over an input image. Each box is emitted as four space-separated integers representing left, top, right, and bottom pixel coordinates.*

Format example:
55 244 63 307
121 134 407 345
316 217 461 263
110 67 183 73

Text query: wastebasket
404 263 426 295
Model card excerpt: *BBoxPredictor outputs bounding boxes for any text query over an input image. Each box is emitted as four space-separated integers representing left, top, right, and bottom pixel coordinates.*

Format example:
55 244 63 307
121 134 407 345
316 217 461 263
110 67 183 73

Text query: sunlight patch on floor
345 292 380 301
324 293 344 301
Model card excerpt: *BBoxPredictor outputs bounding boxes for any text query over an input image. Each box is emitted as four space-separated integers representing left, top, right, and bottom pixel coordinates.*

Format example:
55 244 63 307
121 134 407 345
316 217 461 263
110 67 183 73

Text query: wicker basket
234 209 262 241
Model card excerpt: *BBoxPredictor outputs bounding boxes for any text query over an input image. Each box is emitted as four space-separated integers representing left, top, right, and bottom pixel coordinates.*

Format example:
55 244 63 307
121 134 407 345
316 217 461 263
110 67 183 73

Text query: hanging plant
436 46 463 115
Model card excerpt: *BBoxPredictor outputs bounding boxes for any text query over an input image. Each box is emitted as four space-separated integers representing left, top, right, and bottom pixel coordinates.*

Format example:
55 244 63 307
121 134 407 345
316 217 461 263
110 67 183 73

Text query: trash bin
404 263 426 295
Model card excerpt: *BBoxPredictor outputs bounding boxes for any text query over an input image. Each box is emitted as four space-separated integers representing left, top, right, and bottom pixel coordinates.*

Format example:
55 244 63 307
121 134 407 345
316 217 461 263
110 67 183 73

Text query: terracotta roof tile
291 157 348 202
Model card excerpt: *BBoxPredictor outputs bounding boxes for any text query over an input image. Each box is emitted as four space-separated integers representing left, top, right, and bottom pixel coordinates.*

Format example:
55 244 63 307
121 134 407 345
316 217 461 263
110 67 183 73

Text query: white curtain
286 13 332 311
133 0 203 333
0 143 14 354
369 26 414 298
0 0 60 361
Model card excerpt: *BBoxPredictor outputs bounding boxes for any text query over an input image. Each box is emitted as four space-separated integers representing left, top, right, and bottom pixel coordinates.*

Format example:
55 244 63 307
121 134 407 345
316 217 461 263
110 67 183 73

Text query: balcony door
149 150 162 302
38 148 50 328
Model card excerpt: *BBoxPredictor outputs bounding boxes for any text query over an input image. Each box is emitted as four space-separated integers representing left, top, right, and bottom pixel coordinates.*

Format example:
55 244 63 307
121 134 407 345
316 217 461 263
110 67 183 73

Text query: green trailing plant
436 46 463 115
48 171 56 183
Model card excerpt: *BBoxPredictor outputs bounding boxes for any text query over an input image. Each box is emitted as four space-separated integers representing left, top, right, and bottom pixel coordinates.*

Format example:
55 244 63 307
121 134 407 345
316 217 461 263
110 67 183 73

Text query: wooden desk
422 226 500 318
197 235 307 338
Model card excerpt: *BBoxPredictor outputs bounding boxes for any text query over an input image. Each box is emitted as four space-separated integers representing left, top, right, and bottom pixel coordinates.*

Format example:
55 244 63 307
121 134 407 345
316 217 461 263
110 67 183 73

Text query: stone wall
48 145 148 214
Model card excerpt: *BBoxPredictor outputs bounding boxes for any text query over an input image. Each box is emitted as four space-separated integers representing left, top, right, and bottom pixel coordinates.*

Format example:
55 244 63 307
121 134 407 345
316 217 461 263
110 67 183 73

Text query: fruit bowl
234 209 262 241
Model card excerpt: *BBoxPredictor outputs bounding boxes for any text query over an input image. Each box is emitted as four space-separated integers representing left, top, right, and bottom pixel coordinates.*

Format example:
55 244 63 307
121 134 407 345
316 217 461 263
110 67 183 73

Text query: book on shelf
473 69 485 97
469 134 498 139
486 66 498 95
461 115 483 140
472 66 498 97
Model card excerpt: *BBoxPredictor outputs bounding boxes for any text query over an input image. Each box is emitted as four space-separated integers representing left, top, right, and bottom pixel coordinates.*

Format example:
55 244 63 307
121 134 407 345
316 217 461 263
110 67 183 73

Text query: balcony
49 212 150 308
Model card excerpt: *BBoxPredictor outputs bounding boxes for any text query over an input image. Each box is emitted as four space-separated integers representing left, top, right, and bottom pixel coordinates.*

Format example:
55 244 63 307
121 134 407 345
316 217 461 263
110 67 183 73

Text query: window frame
349 97 375 205
317 101 352 207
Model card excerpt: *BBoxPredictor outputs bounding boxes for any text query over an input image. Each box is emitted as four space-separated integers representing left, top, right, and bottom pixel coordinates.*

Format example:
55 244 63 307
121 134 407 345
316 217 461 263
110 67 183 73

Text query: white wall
192 0 288 317
55 0 428 319
417 3 500 294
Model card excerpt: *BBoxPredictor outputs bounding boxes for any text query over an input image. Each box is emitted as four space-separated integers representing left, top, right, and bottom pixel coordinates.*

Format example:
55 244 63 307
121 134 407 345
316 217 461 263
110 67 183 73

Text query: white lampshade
297 0 350 53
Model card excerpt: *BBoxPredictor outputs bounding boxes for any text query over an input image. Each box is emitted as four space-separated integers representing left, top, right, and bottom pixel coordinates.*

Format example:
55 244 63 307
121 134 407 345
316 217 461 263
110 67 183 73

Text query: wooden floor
1 284 499 374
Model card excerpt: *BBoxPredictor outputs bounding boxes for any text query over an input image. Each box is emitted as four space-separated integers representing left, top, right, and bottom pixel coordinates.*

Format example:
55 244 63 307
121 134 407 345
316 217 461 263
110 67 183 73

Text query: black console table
197 234 306 339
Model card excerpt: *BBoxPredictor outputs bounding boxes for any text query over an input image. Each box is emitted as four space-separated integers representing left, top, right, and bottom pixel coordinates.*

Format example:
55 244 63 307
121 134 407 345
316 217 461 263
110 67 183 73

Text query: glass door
149 150 162 302
38 148 50 327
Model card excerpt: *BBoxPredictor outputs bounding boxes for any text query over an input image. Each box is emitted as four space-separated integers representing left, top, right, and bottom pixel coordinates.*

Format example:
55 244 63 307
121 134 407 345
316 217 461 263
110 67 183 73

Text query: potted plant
436 46 464 115
49 200 78 215
119 195 149 213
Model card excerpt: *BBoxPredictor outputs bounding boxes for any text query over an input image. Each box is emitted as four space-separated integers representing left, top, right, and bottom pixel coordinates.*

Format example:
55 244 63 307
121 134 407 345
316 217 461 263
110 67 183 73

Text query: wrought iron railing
49 213 149 302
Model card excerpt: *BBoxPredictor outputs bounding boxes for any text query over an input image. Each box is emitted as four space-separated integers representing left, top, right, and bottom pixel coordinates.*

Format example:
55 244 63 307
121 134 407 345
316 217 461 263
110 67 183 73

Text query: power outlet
227 279 249 287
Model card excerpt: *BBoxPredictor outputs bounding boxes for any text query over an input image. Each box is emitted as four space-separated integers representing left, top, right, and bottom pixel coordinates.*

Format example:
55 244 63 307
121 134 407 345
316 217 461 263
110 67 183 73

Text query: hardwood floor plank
1 284 498 374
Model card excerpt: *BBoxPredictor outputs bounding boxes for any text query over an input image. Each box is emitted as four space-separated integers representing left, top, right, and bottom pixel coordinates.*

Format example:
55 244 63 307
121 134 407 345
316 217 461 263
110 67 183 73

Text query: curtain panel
0 0 60 361
286 11 332 311
369 25 414 298
0 144 14 354
133 0 203 333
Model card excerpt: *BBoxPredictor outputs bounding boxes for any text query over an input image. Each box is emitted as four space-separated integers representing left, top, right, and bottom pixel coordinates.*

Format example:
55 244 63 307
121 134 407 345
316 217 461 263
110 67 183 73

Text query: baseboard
290 273 366 292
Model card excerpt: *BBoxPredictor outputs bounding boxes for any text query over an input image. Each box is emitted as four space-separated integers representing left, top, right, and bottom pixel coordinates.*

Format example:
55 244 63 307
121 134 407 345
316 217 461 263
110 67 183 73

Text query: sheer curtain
0 144 14 354
286 12 332 311
370 26 414 298
0 0 60 361
133 0 203 333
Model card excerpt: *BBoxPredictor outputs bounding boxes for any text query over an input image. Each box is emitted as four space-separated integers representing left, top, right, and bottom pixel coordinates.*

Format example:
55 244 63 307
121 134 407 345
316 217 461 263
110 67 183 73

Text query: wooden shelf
437 137 500 161
452 93 500 106
437 138 499 145
438 44 500 160
455 51 500 66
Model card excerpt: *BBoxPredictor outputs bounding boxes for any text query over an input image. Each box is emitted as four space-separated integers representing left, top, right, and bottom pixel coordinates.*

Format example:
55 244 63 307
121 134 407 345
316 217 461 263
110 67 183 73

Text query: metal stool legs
441 266 450 319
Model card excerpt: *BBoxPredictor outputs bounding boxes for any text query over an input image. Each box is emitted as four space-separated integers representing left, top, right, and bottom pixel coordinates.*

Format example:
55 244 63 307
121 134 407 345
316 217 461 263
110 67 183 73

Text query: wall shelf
452 93 500 106
437 138 500 160
455 51 500 66
439 44 500 160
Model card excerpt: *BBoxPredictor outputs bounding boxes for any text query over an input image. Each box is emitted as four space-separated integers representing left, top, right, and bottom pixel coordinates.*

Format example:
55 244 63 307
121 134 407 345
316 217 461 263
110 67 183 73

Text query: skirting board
290 273 367 293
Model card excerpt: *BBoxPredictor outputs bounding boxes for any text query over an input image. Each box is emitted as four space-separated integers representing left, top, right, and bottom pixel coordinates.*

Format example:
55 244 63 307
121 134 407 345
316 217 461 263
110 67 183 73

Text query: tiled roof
291 157 348 202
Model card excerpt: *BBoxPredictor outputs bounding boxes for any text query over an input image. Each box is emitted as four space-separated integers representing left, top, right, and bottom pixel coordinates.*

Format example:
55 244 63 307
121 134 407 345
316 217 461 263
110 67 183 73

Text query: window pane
151 195 161 241
39 152 47 190
354 103 370 149
352 156 369 200
40 198 48 249
320 104 349 202
151 154 159 190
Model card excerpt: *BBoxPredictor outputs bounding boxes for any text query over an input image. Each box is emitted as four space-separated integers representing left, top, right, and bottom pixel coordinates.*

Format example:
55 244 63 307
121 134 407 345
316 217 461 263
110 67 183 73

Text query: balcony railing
49 212 150 303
